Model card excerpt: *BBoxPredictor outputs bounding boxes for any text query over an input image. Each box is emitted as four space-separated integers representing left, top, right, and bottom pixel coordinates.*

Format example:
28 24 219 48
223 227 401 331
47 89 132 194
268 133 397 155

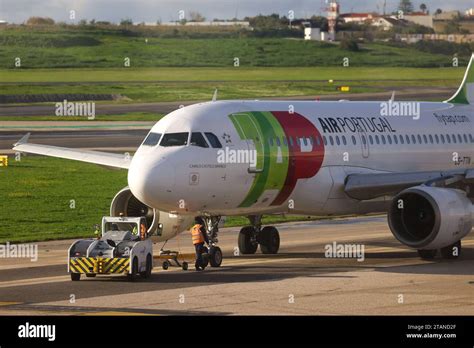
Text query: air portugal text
318 117 397 134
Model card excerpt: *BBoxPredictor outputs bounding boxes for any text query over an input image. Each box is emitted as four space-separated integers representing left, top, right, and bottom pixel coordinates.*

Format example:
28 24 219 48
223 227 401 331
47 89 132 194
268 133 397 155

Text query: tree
398 0 414 14
120 18 133 26
435 9 443 15
189 11 205 22
420 3 427 14
26 17 55 25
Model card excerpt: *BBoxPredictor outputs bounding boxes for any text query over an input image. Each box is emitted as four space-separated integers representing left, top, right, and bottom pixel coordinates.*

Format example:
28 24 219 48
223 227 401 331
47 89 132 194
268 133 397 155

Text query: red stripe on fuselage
270 111 325 206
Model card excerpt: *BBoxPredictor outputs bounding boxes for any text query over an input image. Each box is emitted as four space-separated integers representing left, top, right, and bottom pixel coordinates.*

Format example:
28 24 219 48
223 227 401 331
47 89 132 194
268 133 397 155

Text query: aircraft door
357 129 370 158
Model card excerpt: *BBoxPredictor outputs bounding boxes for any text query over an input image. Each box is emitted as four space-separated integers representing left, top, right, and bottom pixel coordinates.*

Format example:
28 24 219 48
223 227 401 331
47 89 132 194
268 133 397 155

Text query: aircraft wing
344 169 474 200
12 133 132 169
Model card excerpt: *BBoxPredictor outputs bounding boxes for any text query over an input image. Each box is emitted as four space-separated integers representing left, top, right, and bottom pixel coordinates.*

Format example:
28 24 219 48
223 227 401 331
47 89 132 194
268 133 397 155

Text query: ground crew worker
191 218 209 271
94 224 100 239
140 223 146 240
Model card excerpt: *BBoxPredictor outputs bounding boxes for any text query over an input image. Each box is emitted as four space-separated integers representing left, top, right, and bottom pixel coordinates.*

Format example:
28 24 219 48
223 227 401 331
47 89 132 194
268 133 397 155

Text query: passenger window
276 137 281 146
417 135 422 144
411 135 416 144
352 136 356 145
335 136 340 146
160 133 188 147
316 136 321 146
446 134 451 144
369 135 374 145
435 134 439 144
458 134 462 143
463 134 468 143
405 135 410 144
142 132 162 147
269 137 274 146
470 134 474 143
375 135 380 145
387 135 392 145
289 137 294 147
429 135 433 144
440 134 445 144
393 135 398 145
204 133 222 148
452 134 457 144
324 136 328 146
283 137 288 147
399 135 404 144
423 135 428 144
381 135 386 145
190 132 209 148
303 137 308 146
342 136 347 145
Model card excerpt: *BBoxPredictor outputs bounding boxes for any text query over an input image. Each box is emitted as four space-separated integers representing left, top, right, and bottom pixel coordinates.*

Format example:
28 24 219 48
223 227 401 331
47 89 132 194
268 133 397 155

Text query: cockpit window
190 132 209 148
142 132 162 147
160 133 189 147
204 132 222 148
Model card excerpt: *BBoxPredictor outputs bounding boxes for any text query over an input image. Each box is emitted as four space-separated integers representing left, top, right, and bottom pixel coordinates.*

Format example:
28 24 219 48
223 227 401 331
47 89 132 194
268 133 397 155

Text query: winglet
212 88 218 102
445 53 474 105
13 133 31 147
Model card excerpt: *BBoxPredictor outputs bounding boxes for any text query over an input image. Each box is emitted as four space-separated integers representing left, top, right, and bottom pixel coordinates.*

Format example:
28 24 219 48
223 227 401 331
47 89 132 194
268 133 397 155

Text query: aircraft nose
128 154 176 208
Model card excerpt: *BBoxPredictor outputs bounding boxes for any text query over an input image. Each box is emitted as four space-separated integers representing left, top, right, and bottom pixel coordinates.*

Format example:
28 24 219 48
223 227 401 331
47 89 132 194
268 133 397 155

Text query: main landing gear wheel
238 226 258 254
417 249 437 260
209 246 223 267
440 240 461 259
259 226 280 254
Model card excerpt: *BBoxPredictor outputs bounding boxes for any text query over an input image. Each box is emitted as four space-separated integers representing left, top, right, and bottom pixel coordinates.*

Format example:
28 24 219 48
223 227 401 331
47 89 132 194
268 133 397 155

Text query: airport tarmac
0 215 473 316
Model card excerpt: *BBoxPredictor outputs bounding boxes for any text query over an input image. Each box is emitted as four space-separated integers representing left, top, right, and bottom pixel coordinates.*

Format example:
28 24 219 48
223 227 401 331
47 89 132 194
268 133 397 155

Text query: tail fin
446 53 474 105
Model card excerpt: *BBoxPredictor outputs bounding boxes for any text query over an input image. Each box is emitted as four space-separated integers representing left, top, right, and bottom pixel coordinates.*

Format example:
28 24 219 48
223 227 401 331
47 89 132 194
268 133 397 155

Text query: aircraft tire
259 226 280 254
238 226 258 254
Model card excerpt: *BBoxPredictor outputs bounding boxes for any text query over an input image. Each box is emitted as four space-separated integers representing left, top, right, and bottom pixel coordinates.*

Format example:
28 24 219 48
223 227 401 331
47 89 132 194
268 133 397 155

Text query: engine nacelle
110 187 194 242
388 186 474 250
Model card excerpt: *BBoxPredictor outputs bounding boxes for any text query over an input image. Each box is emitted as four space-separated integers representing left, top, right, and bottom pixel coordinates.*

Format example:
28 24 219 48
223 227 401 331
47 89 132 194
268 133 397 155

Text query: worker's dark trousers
195 243 205 269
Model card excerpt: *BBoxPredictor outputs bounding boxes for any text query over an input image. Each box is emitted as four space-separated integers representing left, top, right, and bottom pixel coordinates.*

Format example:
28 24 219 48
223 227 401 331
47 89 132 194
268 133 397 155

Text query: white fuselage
127 100 474 217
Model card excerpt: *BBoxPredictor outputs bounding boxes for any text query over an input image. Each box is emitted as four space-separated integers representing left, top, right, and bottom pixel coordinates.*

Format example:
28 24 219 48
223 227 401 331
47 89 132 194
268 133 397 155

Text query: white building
304 27 321 41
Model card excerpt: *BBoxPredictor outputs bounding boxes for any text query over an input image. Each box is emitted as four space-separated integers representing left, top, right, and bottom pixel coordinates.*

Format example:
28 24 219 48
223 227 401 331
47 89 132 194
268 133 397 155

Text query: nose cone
128 153 176 209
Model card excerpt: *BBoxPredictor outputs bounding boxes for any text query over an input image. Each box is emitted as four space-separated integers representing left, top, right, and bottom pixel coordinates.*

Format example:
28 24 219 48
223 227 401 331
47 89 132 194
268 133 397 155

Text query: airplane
13 54 474 266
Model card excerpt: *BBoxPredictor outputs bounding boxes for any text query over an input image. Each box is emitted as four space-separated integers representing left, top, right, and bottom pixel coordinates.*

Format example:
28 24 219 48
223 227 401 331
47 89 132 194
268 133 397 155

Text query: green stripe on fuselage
229 111 289 208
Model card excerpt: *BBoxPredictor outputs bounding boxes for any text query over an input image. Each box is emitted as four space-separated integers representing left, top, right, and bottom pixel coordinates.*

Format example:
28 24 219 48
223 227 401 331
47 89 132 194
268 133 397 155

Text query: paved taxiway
0 216 473 315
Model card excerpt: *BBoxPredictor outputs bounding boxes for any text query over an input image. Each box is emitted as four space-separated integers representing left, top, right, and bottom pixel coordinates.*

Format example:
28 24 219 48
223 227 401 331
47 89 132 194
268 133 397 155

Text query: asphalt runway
0 88 454 117
0 216 473 315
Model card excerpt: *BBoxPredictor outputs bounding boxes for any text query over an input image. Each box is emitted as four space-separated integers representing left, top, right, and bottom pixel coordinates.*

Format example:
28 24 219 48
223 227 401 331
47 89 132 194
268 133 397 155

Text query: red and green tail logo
229 111 325 208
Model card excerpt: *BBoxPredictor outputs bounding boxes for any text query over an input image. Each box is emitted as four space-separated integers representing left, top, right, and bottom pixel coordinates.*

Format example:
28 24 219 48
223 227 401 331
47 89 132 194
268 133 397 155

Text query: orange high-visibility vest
191 224 204 245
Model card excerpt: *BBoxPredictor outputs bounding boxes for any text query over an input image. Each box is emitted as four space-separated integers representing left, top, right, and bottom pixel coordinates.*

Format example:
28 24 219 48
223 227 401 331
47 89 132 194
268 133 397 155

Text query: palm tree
420 3 427 14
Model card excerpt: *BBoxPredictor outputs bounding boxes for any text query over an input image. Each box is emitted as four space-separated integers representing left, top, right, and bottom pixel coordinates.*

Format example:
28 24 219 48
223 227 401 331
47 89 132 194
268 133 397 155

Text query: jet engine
388 186 474 250
110 187 194 242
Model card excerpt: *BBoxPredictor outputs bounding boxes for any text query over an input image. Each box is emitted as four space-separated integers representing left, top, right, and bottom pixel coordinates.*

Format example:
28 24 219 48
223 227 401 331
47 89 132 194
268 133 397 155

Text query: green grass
0 66 465 83
1 25 468 69
0 156 327 243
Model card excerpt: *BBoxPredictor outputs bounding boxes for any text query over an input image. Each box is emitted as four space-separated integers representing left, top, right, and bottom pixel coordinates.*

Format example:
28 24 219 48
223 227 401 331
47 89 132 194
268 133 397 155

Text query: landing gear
197 215 223 267
238 215 280 255
259 226 280 254
238 226 258 254
440 240 461 259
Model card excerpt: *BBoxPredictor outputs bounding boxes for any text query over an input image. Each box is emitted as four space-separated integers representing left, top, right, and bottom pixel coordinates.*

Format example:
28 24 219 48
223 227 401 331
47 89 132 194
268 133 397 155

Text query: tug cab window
190 132 209 148
142 132 162 147
204 133 222 148
160 133 189 147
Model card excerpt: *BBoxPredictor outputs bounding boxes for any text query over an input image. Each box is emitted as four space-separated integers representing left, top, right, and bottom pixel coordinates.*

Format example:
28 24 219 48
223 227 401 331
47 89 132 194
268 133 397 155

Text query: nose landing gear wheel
259 226 280 254
209 246 223 267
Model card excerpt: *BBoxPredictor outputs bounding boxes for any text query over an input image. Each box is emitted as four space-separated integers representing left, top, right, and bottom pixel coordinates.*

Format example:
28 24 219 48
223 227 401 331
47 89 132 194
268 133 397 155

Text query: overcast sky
0 0 472 23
